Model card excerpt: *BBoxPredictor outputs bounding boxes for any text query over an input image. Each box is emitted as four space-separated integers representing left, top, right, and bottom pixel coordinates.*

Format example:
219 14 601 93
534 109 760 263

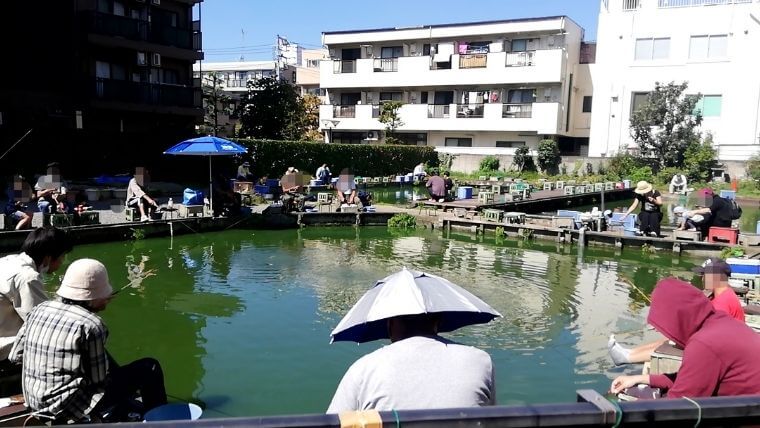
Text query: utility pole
275 34 282 81
212 73 218 136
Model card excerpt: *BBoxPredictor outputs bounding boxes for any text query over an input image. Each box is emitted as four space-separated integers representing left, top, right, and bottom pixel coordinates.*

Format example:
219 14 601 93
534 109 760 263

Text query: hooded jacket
0 253 47 360
647 278 760 398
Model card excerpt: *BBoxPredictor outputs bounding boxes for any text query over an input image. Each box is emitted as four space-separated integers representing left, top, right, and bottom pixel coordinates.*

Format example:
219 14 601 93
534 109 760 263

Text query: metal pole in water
600 187 605 212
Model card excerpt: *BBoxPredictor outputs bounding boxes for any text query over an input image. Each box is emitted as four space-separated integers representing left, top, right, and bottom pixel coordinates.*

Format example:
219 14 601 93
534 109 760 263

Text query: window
507 89 535 104
395 133 428 146
689 35 727 60
307 59 321 68
423 44 431 56
379 92 403 102
511 39 528 52
631 92 651 114
332 132 366 145
161 69 178 84
420 92 428 104
693 95 722 117
380 46 403 58
444 137 472 147
634 37 670 60
582 96 593 113
495 141 525 148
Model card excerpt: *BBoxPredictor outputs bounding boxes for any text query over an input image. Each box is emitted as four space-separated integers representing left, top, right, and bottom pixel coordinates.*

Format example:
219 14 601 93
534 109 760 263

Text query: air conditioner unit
151 0 160 4
136 51 147 66
365 131 378 141
152 53 161 67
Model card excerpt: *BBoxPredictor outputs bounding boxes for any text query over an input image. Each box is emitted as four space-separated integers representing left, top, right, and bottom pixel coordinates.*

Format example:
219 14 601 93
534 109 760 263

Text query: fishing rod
617 276 652 304
0 128 33 162
110 268 157 296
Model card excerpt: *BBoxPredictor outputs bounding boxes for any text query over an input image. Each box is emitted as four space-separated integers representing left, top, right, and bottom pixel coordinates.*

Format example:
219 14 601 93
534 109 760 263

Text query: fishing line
0 128 33 161
617 277 652 303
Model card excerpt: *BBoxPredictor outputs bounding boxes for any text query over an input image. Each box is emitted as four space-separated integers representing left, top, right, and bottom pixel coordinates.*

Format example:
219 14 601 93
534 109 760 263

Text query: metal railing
89 391 760 428
658 0 751 7
502 103 533 118
373 58 398 72
458 54 487 69
332 60 356 74
91 78 199 108
456 104 485 118
427 104 451 118
333 105 356 118
622 0 640 10
82 12 199 51
505 51 536 67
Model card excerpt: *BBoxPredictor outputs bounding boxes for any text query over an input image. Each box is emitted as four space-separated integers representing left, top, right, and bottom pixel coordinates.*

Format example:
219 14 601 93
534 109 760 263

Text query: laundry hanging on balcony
433 42 454 63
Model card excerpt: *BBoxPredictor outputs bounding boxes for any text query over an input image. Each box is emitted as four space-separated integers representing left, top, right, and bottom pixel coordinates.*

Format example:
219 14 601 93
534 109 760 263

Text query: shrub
479 156 500 172
683 135 718 183
513 146 536 172
655 167 683 186
388 213 417 228
536 139 561 174
235 139 439 177
606 152 644 181
630 166 654 184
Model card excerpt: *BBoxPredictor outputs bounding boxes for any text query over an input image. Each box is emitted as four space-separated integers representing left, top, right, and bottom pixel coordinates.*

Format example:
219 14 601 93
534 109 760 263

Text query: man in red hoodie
610 277 760 398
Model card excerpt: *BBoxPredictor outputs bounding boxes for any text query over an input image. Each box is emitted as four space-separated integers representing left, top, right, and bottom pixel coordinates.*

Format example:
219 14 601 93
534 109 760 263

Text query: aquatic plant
720 246 745 260
641 243 656 255
495 226 505 236
387 213 417 229
519 228 534 241
130 228 145 241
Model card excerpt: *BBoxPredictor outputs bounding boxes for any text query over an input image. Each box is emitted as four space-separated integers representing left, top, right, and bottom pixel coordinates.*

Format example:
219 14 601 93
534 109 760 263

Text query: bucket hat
57 259 113 301
634 181 653 195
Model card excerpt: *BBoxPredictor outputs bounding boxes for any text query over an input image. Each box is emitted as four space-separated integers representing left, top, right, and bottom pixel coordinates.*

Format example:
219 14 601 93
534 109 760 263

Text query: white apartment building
319 17 594 171
589 0 760 164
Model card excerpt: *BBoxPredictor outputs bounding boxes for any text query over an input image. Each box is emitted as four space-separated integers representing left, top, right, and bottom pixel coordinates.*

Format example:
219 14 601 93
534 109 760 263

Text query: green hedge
234 139 439 178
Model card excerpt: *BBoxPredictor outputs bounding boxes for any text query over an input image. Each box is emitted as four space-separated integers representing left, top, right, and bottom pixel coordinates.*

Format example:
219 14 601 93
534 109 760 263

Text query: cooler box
720 190 736 200
309 179 321 186
457 186 473 199
254 185 269 194
757 220 760 235
623 180 632 188
727 258 760 275
610 212 637 230
265 179 280 188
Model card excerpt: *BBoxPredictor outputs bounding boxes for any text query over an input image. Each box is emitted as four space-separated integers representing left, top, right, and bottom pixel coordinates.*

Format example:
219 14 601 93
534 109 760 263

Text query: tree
536 139 561 174
237 77 303 140
629 81 702 169
200 73 232 136
683 132 718 183
299 94 322 141
512 146 536 172
378 101 404 145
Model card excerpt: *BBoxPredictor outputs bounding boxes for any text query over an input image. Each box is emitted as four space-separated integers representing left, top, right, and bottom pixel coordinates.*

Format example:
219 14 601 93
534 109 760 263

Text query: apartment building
0 0 203 180
319 17 593 171
589 0 760 164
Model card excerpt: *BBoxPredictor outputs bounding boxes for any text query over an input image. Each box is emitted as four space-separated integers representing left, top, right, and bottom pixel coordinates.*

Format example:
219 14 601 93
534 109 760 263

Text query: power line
204 43 273 51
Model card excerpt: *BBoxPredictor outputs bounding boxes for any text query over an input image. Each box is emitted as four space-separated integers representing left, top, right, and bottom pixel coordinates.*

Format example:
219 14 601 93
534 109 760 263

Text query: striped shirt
9 300 109 421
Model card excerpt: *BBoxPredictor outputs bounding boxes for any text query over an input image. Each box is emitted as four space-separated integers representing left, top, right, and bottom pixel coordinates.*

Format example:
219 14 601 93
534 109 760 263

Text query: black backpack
729 198 742 220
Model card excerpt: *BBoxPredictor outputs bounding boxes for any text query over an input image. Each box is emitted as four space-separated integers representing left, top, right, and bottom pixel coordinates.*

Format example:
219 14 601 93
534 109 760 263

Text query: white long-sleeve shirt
0 253 47 360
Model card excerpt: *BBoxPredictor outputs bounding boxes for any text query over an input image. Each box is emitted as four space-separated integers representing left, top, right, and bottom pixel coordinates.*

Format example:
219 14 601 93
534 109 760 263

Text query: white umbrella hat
330 267 501 343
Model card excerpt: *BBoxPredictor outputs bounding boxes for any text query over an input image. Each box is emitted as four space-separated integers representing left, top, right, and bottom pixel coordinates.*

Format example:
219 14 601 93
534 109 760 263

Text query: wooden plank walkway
420 188 633 212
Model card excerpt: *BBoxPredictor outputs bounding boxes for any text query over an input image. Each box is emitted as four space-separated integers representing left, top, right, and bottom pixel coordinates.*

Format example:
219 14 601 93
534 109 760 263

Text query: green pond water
36 227 710 418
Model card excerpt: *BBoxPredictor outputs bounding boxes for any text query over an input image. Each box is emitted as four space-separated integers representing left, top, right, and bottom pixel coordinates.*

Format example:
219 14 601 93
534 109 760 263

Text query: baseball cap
692 257 731 276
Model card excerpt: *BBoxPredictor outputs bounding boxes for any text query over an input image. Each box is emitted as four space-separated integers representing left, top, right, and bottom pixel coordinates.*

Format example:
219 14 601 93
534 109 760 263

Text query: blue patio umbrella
164 136 247 215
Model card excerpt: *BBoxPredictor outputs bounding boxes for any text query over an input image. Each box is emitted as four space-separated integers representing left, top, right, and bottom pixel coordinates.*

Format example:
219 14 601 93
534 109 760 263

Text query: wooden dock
419 188 633 213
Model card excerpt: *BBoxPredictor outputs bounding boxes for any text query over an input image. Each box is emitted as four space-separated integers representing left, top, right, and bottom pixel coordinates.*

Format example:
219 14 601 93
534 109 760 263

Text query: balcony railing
502 103 533 118
91 78 199 108
333 60 356 74
373 58 398 72
505 51 536 67
333 105 356 118
458 54 487 69
456 104 485 118
622 0 640 10
658 0 751 7
83 12 201 51
427 104 451 118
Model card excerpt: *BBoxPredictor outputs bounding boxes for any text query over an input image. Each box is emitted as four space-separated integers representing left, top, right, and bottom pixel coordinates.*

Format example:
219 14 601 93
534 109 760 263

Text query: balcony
333 105 356 118
458 54 487 69
622 0 640 10
456 104 485 118
373 58 398 72
82 12 201 51
427 104 451 118
502 103 532 118
321 102 561 134
658 0 751 7
91 78 199 108
333 60 357 74
320 49 564 89
506 51 535 67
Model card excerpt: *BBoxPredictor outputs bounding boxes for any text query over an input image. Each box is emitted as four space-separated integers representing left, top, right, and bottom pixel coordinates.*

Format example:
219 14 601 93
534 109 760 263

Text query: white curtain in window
708 35 727 58
95 61 111 79
652 38 670 60
689 36 708 60
634 39 652 60
433 43 454 62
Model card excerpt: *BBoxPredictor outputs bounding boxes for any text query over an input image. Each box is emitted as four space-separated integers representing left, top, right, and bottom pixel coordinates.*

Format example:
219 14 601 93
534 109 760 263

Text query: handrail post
577 389 617 425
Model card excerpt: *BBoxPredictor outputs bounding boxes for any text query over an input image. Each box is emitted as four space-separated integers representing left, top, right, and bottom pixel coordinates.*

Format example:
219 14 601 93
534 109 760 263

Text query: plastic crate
727 258 760 275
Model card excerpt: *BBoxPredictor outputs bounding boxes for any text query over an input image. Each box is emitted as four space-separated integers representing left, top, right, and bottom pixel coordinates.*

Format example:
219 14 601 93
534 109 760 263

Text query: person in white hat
236 161 253 181
622 180 663 237
9 259 167 423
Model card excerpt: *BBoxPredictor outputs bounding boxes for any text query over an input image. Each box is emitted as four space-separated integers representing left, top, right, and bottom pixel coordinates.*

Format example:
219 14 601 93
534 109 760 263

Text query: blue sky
200 0 601 62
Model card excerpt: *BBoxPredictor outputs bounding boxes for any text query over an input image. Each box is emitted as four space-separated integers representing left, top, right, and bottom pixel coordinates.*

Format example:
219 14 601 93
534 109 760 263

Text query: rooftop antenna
239 28 245 61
